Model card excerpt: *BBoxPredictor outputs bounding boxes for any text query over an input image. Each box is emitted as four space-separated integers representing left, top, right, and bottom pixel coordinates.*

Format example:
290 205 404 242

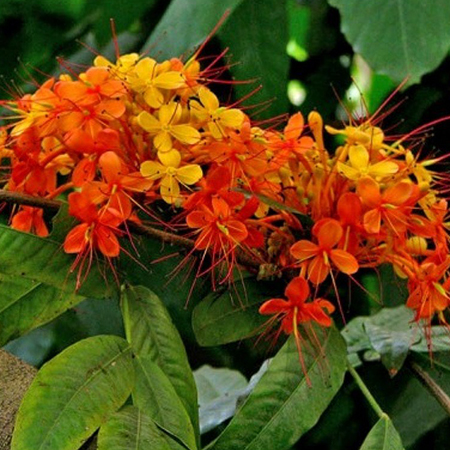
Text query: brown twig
0 189 261 268
407 358 450 417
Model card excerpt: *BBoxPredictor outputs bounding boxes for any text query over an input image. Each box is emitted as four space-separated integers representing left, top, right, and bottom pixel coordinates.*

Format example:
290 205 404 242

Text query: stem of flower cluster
346 359 385 419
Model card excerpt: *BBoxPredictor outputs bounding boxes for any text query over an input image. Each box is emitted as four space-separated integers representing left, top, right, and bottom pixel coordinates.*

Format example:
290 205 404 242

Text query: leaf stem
346 359 385 419
407 358 450 417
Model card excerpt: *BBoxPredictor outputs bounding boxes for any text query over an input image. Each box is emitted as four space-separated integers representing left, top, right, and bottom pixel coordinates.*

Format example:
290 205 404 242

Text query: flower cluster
1 51 449 344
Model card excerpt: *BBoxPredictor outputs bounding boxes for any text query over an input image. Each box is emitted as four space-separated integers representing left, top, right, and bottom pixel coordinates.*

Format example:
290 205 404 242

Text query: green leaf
133 356 197 450
342 306 419 373
0 225 113 299
360 415 404 450
141 0 244 59
121 284 199 438
98 406 176 450
328 0 450 83
0 273 83 346
208 326 347 450
192 277 282 346
218 0 289 118
11 335 134 450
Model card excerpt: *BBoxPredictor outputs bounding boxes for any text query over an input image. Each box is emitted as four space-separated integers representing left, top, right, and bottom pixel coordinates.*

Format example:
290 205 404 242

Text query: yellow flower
140 151 202 204
190 87 244 138
337 145 398 181
130 57 185 108
137 103 200 152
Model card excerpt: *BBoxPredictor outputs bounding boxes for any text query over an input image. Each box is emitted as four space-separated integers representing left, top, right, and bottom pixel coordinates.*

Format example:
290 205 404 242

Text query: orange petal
259 298 289 315
330 249 359 274
337 192 362 225
64 223 89 254
357 177 381 208
290 240 319 261
383 180 413 205
363 209 381 234
284 112 304 141
285 276 310 304
95 225 120 257
315 219 343 249
98 151 123 183
307 256 329 284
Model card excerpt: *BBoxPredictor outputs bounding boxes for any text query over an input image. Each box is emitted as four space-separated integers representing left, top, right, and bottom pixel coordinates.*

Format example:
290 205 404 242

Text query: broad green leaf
0 273 83 346
360 415 404 450
98 406 175 450
133 356 197 450
121 284 199 437
192 278 282 346
0 225 113 299
141 0 244 59
195 362 269 434
328 0 450 83
12 335 134 450
218 0 289 118
209 326 347 450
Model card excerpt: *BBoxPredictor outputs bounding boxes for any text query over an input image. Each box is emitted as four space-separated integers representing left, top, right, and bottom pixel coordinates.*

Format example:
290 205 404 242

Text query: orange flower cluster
1 52 449 341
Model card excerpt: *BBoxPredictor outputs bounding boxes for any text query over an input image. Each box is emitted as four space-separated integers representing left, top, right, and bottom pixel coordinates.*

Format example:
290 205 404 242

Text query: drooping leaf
12 335 134 450
218 0 289 118
208 326 347 450
121 284 199 437
98 406 177 450
141 0 244 59
360 415 404 450
342 306 421 373
194 361 269 434
192 277 282 346
133 356 197 450
328 0 450 83
0 225 114 299
0 273 83 346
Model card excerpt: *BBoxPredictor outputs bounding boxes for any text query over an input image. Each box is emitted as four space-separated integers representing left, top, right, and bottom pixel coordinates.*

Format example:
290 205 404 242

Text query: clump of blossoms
1 50 450 350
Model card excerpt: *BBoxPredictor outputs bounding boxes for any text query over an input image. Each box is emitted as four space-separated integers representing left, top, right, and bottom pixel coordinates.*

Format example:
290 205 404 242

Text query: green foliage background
2 0 450 449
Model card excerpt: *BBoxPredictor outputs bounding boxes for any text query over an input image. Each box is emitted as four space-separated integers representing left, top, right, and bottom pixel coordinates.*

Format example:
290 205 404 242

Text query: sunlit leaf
121 284 199 438
12 335 134 450
98 406 178 450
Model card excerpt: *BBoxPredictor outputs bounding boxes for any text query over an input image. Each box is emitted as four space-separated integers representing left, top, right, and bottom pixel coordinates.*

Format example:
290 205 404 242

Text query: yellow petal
349 145 369 169
158 103 179 125
198 87 219 111
160 175 180 204
176 164 203 185
219 109 245 129
369 161 399 178
170 124 200 145
209 121 224 139
144 86 164 109
137 111 161 133
154 72 185 89
337 162 361 181
189 100 208 121
136 58 157 79
158 149 181 167
140 161 166 180
154 131 173 153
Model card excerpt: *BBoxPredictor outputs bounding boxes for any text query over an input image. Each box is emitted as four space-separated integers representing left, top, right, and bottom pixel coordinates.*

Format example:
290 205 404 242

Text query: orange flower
64 192 124 259
290 218 359 284
357 176 413 235
259 276 335 333
11 206 49 237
